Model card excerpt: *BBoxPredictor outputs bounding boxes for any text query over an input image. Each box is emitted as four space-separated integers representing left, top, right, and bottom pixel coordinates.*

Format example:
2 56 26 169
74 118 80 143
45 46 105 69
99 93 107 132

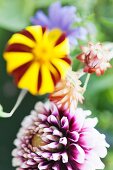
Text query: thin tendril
0 89 27 118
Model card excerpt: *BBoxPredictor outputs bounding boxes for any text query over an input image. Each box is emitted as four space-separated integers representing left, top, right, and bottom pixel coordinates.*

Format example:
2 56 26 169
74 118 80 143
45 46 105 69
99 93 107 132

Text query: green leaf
87 74 113 97
100 17 113 27
0 0 36 31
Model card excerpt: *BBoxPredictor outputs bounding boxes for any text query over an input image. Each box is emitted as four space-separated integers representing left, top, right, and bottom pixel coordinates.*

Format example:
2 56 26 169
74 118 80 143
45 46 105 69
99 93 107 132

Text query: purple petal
72 27 87 40
31 11 50 26
48 2 61 28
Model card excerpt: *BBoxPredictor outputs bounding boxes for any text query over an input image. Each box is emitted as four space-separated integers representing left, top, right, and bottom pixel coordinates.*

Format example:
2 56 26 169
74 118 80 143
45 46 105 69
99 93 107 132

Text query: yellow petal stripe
8 33 35 48
48 28 62 46
53 38 69 58
39 64 54 95
26 26 43 43
51 58 70 78
18 62 40 95
4 52 34 72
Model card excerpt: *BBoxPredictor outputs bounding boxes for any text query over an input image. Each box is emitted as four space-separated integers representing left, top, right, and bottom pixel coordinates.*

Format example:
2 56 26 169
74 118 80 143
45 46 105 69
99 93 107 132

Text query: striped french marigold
4 25 71 95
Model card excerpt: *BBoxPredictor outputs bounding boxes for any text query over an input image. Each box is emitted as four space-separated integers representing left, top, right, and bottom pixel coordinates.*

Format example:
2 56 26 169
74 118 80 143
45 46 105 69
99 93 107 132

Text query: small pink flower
12 102 109 170
77 42 112 76
49 69 84 112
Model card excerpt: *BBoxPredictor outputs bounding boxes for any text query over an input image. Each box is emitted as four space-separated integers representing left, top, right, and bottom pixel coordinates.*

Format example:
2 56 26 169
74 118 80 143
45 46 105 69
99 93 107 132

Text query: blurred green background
0 0 113 169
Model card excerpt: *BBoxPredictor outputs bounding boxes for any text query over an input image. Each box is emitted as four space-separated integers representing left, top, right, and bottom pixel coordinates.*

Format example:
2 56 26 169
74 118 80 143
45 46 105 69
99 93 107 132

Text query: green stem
83 74 90 92
0 89 27 118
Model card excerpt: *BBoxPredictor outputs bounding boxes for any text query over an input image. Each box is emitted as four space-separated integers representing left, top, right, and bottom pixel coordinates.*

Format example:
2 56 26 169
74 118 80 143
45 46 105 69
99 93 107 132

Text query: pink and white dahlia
12 102 109 170
77 42 111 76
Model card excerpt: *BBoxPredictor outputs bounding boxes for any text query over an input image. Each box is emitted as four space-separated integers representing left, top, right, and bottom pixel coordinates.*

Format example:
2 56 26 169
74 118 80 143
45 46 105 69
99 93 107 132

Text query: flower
12 102 109 170
4 25 71 95
49 69 84 112
31 2 87 46
77 42 111 76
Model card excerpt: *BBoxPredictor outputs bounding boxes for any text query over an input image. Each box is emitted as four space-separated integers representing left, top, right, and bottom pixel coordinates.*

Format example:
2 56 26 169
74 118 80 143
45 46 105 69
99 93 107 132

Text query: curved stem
0 89 27 118
83 74 90 92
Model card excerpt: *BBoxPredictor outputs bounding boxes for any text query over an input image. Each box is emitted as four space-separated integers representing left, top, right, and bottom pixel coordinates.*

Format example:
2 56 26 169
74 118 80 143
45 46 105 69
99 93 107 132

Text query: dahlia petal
94 133 110 158
83 117 98 129
37 113 47 121
61 116 69 130
59 137 67 146
52 163 60 170
12 158 22 167
77 161 95 170
87 151 105 169
41 152 52 159
46 134 58 141
51 153 61 161
50 103 59 117
48 115 59 126
53 129 63 137
79 131 96 149
27 159 36 165
70 144 85 164
43 127 53 133
70 108 86 131
35 102 47 114
68 131 79 142
21 162 29 168
94 144 108 158
41 142 59 150
38 161 51 170
61 152 68 163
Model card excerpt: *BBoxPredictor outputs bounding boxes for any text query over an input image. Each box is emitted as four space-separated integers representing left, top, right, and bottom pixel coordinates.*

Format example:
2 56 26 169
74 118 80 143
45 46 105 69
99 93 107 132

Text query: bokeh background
0 0 113 169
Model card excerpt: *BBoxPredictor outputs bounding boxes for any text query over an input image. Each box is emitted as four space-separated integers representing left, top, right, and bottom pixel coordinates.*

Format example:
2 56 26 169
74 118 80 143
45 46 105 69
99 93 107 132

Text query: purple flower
12 102 109 170
31 2 87 46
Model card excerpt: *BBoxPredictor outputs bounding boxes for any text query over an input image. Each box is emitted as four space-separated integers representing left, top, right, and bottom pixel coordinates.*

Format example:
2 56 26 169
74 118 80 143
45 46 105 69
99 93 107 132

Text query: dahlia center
32 44 52 63
32 134 45 148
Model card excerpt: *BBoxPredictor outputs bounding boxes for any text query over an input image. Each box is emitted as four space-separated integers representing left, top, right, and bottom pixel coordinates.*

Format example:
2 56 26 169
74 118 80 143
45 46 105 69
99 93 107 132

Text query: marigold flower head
49 69 84 112
4 25 71 95
77 42 111 76
12 102 109 170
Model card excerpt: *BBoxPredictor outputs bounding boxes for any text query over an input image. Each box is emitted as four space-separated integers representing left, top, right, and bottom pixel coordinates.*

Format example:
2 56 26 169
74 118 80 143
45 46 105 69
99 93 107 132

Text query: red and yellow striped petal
51 58 71 79
4 52 34 72
18 62 40 95
39 64 54 95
